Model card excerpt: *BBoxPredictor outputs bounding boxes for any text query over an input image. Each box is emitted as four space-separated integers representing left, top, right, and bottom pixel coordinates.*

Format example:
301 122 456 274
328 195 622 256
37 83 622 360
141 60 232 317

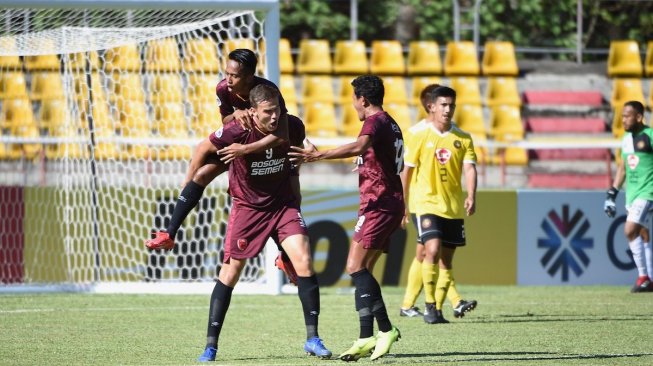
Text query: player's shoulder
216 78 229 93
254 76 280 89
288 114 304 128
450 123 474 140
215 119 246 138
408 119 429 135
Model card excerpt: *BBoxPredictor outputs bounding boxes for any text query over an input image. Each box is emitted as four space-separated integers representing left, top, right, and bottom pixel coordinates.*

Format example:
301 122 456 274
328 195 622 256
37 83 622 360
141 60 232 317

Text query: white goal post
0 0 286 294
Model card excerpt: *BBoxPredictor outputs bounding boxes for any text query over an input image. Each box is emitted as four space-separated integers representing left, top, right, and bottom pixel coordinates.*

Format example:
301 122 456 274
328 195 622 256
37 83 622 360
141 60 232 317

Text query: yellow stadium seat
150 74 183 103
450 77 482 105
407 41 442 75
489 105 524 141
611 106 624 138
482 41 519 76
30 72 64 100
453 104 485 136
384 102 412 132
486 77 521 107
24 54 59 71
607 40 643 77
444 41 480 76
286 101 299 117
279 38 295 74
381 76 408 104
153 101 187 135
370 40 405 75
301 75 335 103
303 102 338 137
416 104 428 121
77 97 113 131
109 72 145 103
91 127 118 160
67 51 100 71
646 41 653 77
73 72 106 102
467 132 488 165
341 104 362 137
337 76 356 104
0 141 7 159
0 36 21 69
296 39 332 74
1 98 34 130
611 78 645 108
650 81 653 109
117 99 150 133
183 38 219 73
493 146 528 166
410 76 442 106
156 129 192 160
46 126 84 159
223 39 256 54
38 99 70 130
333 40 368 75
119 127 150 159
8 123 41 160
104 44 141 72
0 71 28 99
187 73 218 102
145 38 181 72
189 98 221 136
280 74 298 104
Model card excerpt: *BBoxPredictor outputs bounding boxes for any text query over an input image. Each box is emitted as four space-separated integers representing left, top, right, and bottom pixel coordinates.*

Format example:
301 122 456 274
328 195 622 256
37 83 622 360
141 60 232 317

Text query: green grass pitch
1 286 652 365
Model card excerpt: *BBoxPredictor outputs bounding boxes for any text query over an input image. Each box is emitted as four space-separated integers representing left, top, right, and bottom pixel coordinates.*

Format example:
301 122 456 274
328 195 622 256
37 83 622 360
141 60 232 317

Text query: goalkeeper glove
604 187 618 218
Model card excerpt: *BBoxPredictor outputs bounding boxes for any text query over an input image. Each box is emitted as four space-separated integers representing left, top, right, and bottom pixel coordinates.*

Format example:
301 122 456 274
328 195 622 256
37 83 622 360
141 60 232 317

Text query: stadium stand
489 105 524 141
183 38 220 73
67 51 100 71
384 102 412 132
646 41 653 77
24 54 59 71
370 40 406 75
46 126 84 160
279 74 298 104
450 77 482 105
104 44 141 72
297 39 332 74
410 76 442 106
109 72 146 103
38 98 70 130
522 90 603 106
407 40 442 75
8 123 41 159
279 38 295 74
303 101 339 137
153 101 186 134
30 72 65 100
150 74 183 103
607 40 643 77
381 76 409 104
0 71 28 99
444 41 480 76
333 40 368 75
454 104 485 136
223 38 256 54
0 37 21 69
187 73 218 102
1 98 34 131
526 117 606 134
528 173 611 189
610 78 646 108
301 75 335 103
337 75 355 104
190 98 221 136
145 38 181 72
611 106 624 138
117 99 150 133
78 94 112 131
485 77 521 107
340 103 361 137
72 72 106 102
482 41 519 76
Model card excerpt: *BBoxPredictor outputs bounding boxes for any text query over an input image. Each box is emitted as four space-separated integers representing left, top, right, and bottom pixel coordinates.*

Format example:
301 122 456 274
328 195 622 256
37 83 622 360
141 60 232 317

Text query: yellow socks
447 272 462 306
435 268 452 310
401 258 423 309
422 262 438 304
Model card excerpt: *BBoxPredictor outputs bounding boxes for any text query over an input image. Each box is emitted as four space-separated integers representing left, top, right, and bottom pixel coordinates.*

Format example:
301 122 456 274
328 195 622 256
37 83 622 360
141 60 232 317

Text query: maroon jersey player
196 84 332 362
289 75 403 361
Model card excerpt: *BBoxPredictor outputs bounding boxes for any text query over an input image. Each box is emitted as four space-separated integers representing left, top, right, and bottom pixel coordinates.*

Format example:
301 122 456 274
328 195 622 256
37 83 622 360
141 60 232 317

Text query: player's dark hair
351 75 384 106
249 84 280 107
624 100 645 116
420 84 441 112
423 85 457 105
228 48 257 75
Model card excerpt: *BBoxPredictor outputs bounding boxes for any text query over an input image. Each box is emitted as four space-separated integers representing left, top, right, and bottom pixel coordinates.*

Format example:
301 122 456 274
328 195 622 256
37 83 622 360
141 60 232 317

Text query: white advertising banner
517 190 648 285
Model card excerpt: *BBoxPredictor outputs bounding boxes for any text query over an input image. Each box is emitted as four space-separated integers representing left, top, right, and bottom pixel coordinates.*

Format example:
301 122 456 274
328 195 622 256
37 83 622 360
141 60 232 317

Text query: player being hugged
196 84 332 362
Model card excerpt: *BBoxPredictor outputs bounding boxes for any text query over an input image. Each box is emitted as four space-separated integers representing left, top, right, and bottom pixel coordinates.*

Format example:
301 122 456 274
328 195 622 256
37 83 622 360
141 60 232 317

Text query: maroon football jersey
209 115 305 209
215 76 288 120
356 111 405 213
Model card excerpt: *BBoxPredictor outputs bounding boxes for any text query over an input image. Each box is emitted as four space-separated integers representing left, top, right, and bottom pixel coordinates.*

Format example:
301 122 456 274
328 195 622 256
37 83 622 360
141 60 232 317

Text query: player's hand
288 139 319 163
464 196 476 216
604 187 619 218
401 210 411 229
232 109 254 130
218 143 246 164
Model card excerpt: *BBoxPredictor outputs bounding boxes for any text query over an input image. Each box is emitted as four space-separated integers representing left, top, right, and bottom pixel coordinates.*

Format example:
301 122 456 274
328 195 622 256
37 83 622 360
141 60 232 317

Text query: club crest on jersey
237 238 248 251
435 148 452 164
637 140 646 150
421 217 432 228
627 154 639 170
214 127 224 138
454 140 462 149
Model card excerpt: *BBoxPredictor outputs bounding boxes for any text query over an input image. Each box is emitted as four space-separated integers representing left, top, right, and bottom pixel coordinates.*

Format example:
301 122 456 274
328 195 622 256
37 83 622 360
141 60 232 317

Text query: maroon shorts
223 204 308 263
352 208 403 251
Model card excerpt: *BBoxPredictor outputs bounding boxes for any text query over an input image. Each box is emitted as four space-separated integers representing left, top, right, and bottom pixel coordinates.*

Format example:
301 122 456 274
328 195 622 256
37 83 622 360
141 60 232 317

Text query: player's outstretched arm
289 135 372 163
400 166 414 228
463 162 477 216
218 113 289 163
182 138 219 187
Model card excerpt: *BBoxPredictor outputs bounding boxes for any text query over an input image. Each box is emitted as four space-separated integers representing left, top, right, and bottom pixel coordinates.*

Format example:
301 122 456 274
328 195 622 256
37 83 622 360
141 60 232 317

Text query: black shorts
412 213 466 248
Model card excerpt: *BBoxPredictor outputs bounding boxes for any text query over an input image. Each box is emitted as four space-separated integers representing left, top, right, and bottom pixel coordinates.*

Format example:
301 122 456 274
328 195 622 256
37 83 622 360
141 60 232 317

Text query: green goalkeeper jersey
621 126 653 205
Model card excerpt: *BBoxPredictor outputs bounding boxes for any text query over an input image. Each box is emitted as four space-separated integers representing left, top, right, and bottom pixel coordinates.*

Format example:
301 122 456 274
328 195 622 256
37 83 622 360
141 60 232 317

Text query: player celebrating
290 75 402 361
604 100 653 293
145 48 289 251
196 84 331 362
401 85 478 324
399 84 477 320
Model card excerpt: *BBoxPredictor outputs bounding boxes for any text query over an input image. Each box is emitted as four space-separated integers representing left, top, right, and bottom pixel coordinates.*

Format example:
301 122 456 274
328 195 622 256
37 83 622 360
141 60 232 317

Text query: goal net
0 1 283 294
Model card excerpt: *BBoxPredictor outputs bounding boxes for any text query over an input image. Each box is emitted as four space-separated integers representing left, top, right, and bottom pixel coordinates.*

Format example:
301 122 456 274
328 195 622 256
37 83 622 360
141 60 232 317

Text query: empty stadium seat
333 40 369 75
607 40 643 77
410 76 442 106
407 41 442 75
381 76 408 104
109 72 146 103
450 77 482 105
0 71 28 99
610 78 645 108
453 104 485 136
30 72 65 100
104 44 141 72
296 39 332 74
370 40 405 75
189 98 221 135
611 107 624 138
145 38 181 72
154 101 187 136
650 81 653 109
303 101 338 137
8 123 42 159
1 98 34 130
73 72 106 102
223 38 256 54
528 173 610 189
183 38 219 73
489 105 524 141
187 73 219 102
384 103 412 132
493 147 528 166
38 99 70 130
93 127 119 160
444 41 480 76
279 74 298 104
341 104 361 137
117 99 150 133
149 74 183 103
0 36 21 69
286 101 299 117
78 97 113 130
337 76 356 104
646 41 653 77
24 54 60 71
67 51 100 71
46 126 84 159
121 127 151 159
279 38 295 74
482 41 519 76
486 77 521 107
301 75 335 103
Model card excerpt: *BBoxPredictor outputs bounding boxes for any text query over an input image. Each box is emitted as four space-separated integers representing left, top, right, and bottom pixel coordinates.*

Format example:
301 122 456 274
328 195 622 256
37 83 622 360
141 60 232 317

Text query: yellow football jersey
404 119 429 211
404 122 477 219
